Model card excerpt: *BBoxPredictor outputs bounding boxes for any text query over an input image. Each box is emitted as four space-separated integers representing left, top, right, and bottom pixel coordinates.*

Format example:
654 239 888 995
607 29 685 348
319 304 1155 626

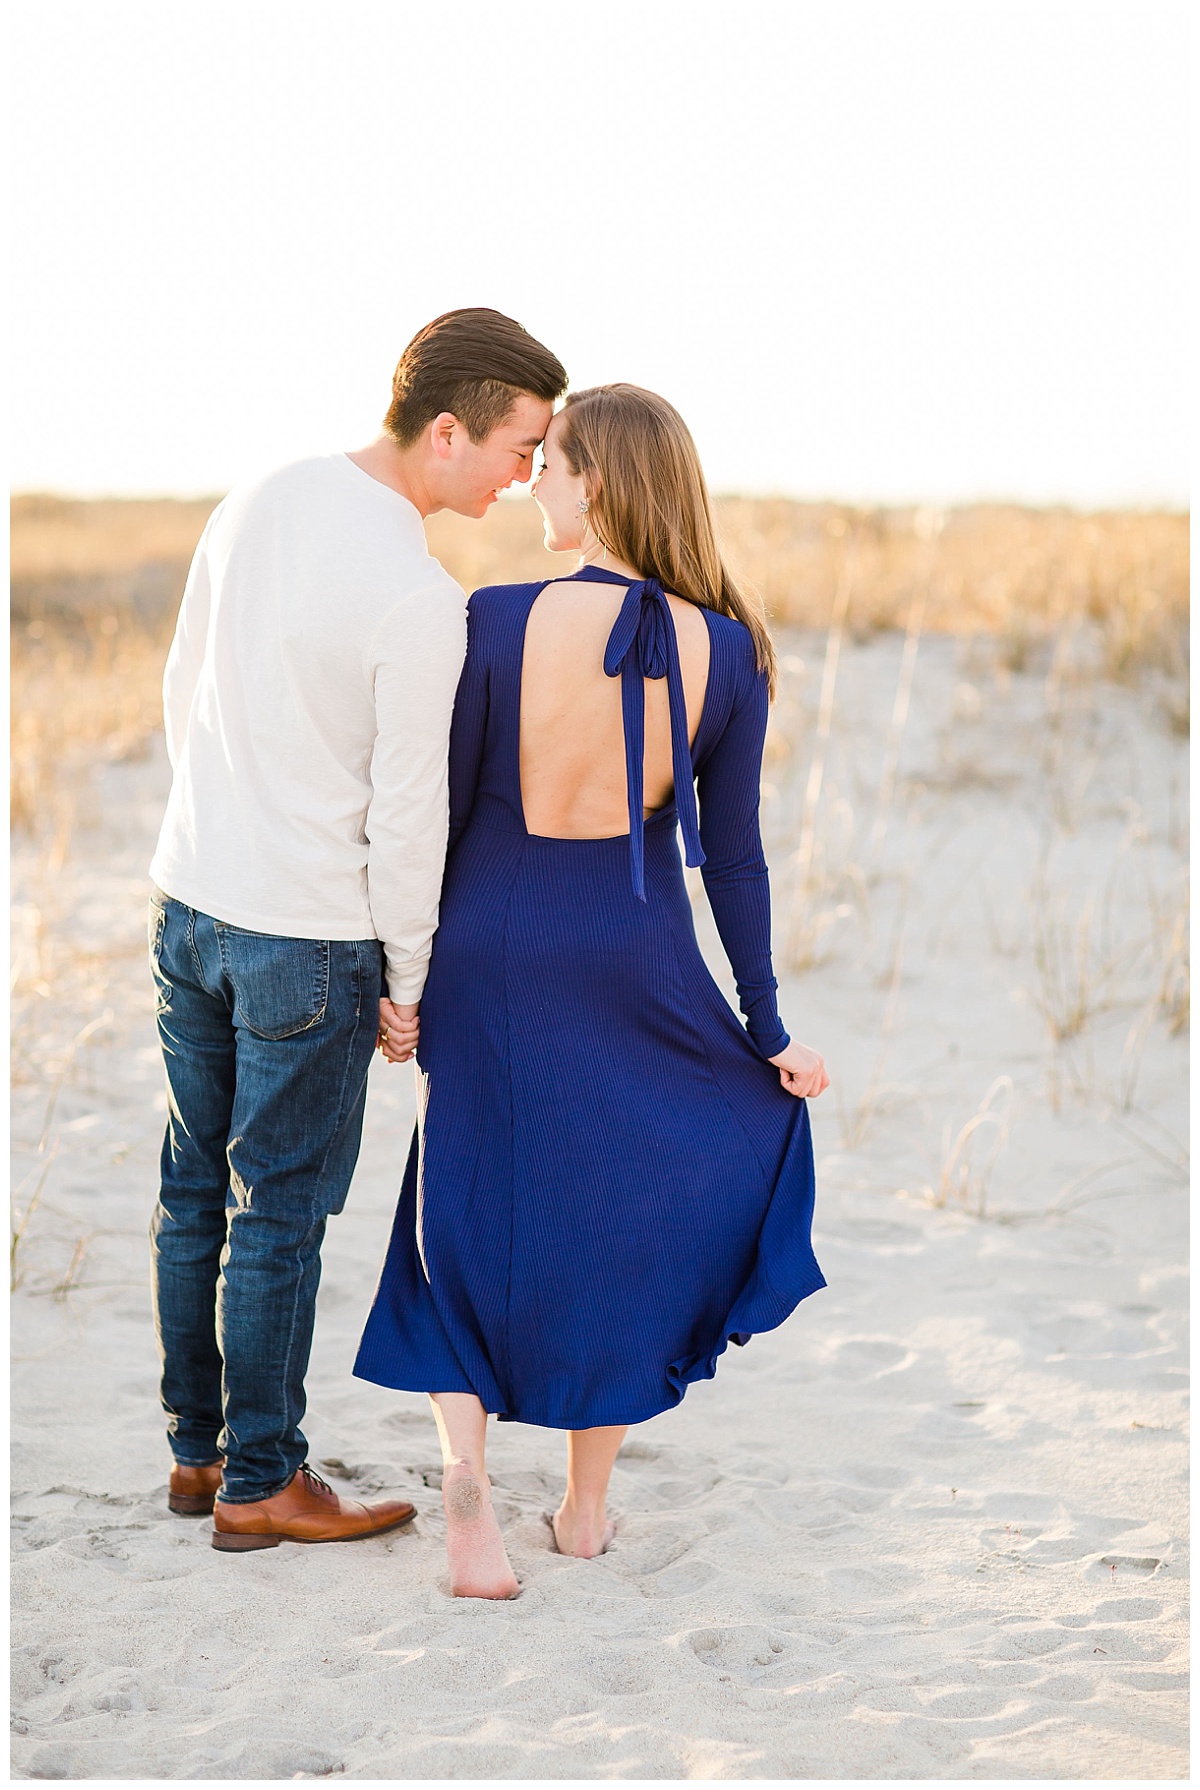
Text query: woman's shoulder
468 579 550 610
702 605 762 680
702 604 751 643
463 580 550 645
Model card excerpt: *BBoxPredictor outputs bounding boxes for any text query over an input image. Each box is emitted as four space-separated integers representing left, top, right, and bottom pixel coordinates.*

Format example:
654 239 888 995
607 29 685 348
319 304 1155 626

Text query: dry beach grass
9 492 1190 1777
9 493 1188 845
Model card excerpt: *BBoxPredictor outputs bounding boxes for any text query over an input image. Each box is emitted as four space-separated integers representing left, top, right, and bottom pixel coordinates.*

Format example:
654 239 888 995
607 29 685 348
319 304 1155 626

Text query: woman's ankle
561 1490 606 1523
552 1499 613 1558
556 1495 608 1540
443 1455 486 1484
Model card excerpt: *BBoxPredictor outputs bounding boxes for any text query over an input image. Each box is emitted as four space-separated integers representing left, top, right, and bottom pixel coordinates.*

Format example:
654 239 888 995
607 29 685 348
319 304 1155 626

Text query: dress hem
351 1255 827 1432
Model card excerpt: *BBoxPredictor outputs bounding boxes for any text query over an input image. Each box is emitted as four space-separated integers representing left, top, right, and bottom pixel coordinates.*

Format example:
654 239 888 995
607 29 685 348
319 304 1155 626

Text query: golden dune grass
10 492 1189 837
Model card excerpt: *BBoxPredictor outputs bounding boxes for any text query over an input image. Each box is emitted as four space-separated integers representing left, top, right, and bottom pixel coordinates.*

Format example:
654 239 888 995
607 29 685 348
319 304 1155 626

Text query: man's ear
429 412 458 461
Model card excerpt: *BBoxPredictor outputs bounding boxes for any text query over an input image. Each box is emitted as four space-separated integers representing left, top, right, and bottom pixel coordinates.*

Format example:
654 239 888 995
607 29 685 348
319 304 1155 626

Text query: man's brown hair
384 308 567 446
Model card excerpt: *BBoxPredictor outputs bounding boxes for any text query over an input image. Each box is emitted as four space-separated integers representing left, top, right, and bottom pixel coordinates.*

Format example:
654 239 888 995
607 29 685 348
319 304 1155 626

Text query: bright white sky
10 1 1190 505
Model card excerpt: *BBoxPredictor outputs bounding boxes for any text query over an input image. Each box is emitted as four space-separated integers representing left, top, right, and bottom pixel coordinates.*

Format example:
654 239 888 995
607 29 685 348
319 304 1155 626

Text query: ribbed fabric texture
354 569 825 1429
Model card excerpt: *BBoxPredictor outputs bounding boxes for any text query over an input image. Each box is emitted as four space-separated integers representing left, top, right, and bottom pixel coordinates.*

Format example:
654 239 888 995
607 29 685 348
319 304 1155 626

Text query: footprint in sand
828 1481 891 1514
379 1407 435 1433
599 1517 719 1597
686 1624 791 1683
613 1440 725 1509
1091 1596 1163 1621
614 1441 661 1463
576 1649 663 1697
917 1686 1015 1718
38 1649 84 1686
829 1337 917 1381
606 1521 696 1575
993 1625 1073 1659
314 1457 408 1495
1096 1554 1163 1575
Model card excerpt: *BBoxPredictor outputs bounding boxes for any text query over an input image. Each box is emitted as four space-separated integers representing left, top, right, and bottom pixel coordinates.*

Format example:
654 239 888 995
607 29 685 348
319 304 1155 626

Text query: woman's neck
577 541 642 581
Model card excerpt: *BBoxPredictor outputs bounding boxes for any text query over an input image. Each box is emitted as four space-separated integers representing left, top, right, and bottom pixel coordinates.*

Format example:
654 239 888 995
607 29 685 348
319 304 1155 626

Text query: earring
577 500 589 516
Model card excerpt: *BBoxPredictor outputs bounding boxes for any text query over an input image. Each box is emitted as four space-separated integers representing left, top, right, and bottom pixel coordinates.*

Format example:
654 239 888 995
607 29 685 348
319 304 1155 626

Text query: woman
355 385 828 1599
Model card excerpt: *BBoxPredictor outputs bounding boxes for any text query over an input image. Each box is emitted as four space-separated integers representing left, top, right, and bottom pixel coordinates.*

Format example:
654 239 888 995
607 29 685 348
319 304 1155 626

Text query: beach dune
10 597 1188 1779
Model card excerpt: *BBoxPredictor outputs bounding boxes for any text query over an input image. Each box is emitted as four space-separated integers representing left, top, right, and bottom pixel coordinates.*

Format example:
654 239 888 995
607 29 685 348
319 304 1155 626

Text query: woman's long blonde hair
558 384 777 696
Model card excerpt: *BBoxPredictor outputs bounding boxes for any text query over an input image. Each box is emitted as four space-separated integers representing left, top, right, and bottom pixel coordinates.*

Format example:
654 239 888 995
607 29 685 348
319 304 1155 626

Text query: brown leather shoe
169 1460 225 1516
211 1463 416 1552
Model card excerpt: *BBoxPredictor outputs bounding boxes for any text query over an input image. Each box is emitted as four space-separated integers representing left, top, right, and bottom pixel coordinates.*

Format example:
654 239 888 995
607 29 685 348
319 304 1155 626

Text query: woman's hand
768 1039 829 1099
378 998 419 1064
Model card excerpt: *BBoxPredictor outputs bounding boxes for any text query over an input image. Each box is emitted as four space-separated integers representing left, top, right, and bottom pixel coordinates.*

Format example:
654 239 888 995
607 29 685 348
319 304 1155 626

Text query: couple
148 307 828 1600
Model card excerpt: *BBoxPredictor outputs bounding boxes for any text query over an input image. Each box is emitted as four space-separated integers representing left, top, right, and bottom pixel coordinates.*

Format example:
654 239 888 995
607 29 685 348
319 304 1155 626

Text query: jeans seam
314 949 367 1196
148 896 167 964
261 947 366 1490
185 904 206 987
266 1219 313 1493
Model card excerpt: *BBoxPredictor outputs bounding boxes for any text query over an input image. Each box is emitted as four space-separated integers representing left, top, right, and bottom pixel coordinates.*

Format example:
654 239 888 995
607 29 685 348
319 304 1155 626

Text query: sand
10 628 1188 1779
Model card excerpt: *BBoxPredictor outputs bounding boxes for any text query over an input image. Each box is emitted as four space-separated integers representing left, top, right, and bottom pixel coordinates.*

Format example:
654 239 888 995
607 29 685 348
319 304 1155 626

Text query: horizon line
10 486 1191 517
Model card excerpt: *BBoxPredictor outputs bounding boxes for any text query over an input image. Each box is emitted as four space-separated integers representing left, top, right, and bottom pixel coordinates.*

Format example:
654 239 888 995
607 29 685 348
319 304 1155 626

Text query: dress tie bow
603 576 706 900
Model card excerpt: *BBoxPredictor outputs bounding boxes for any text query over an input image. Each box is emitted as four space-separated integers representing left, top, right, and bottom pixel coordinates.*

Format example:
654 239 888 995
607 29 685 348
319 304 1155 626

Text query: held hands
768 1039 830 1099
378 998 420 1064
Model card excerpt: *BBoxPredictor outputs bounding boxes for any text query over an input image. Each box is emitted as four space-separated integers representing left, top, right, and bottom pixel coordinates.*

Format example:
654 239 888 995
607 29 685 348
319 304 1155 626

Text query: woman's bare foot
442 1463 519 1599
551 1501 615 1558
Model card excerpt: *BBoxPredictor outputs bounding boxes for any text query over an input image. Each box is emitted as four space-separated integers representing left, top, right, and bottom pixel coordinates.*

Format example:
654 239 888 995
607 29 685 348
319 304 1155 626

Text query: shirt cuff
385 960 428 1005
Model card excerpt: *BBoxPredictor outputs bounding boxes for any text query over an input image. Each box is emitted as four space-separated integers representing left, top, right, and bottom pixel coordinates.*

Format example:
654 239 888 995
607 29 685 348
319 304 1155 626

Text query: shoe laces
299 1463 334 1497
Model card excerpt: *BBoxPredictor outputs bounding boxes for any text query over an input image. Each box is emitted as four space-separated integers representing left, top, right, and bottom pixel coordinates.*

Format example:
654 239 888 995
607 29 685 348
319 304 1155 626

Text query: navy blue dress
354 568 824 1428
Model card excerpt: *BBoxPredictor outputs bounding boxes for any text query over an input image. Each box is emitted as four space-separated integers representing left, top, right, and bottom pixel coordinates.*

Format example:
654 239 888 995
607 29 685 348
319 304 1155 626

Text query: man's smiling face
436 391 554 518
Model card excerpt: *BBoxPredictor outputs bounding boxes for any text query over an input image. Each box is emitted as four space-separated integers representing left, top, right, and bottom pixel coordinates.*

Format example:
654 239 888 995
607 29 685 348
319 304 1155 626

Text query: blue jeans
148 890 382 1503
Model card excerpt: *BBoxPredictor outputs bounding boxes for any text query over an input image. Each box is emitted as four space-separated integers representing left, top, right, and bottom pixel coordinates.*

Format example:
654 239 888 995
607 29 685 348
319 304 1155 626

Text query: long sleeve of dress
446 596 491 854
695 649 790 1060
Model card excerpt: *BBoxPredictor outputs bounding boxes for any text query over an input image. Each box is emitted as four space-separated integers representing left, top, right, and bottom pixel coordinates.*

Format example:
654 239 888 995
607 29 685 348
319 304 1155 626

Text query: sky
9 1 1190 506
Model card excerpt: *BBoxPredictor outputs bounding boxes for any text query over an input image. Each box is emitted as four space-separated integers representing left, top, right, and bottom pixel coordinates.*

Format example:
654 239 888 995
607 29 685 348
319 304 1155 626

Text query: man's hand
378 998 419 1064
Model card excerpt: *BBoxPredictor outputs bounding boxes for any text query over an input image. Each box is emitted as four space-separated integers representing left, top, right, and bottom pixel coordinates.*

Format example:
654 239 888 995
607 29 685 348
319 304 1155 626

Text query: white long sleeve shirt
149 454 467 1003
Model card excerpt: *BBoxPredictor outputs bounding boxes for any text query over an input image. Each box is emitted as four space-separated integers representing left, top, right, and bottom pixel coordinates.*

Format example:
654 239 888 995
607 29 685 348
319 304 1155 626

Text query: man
148 309 566 1551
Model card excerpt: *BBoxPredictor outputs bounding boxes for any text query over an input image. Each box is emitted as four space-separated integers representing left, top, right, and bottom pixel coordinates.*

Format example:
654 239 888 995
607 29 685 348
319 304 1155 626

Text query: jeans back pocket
216 925 330 1040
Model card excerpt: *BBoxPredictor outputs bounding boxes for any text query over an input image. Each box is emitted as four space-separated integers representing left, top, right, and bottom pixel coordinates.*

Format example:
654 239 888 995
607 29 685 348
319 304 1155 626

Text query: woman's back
519 578 711 838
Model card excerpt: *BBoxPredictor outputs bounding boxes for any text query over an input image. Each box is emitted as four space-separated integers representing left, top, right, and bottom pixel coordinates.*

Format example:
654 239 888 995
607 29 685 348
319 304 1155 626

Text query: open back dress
354 567 825 1428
